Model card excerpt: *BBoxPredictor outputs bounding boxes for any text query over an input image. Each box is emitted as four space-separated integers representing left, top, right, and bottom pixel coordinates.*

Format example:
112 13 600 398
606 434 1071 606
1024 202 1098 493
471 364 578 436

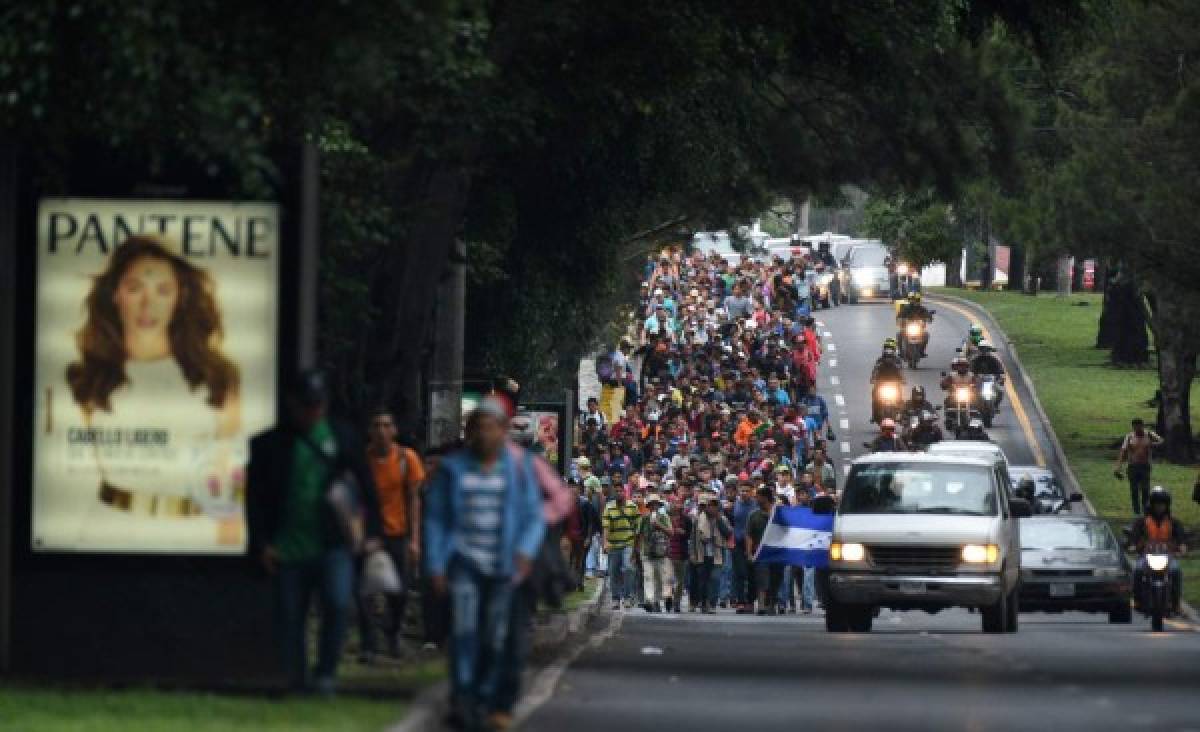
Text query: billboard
31 198 280 553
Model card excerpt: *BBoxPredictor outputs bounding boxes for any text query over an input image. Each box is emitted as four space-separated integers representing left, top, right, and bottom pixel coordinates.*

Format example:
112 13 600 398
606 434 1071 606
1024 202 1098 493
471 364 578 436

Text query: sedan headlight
905 322 922 338
961 544 999 563
1094 567 1126 578
955 386 971 402
831 542 866 562
1146 554 1170 572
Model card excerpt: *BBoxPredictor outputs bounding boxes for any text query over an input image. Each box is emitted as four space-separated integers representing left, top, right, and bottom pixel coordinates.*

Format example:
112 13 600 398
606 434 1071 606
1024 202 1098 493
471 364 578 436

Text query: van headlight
961 544 999 563
1146 554 1170 572
831 542 865 562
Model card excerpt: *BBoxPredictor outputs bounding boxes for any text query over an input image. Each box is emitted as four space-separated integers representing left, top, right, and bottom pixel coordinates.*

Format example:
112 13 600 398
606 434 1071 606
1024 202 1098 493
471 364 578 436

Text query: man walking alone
423 399 545 730
1114 418 1164 515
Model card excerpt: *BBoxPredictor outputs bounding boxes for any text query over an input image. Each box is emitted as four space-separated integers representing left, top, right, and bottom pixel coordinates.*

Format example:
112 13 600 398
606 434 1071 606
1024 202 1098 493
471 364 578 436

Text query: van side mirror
1069 492 1084 503
929 309 937 315
954 347 963 353
1009 498 1033 518
939 371 947 377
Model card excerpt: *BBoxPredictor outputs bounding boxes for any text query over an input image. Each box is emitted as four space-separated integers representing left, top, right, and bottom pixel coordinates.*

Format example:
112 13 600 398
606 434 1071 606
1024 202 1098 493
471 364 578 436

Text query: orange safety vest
1144 516 1174 543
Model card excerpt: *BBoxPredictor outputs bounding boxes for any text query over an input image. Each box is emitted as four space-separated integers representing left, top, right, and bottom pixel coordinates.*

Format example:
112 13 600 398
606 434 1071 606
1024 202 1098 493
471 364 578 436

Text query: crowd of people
569 247 844 617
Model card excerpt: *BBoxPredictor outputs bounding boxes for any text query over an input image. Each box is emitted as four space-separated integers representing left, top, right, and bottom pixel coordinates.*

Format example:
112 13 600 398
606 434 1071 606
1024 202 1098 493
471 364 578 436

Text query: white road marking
829 358 837 368
843 464 851 475
839 418 849 430
834 394 845 406
816 320 825 327
830 375 839 386
827 343 837 352
840 441 850 454
823 331 833 338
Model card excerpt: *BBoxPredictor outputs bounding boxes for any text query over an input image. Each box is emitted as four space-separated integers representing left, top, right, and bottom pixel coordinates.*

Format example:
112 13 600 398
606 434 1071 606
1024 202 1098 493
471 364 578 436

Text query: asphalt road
523 297 1200 732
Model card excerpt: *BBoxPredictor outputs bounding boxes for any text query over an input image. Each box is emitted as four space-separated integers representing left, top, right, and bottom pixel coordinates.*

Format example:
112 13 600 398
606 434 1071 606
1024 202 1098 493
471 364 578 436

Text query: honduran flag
753 506 834 567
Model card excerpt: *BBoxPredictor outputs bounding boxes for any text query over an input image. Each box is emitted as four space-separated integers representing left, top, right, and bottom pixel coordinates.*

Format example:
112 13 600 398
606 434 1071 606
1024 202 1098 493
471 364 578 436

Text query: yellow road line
934 299 1047 467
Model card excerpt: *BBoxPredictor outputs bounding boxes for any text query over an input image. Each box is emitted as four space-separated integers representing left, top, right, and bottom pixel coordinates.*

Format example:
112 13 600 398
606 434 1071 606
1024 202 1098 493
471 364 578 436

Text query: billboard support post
297 141 320 370
0 141 16 672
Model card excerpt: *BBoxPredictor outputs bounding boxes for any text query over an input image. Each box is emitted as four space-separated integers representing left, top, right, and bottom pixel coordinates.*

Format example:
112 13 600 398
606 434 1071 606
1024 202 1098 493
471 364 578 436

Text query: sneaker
357 651 375 666
756 608 767 616
421 641 439 652
788 607 798 615
736 606 753 615
612 601 621 611
486 711 515 731
702 607 716 615
719 600 728 609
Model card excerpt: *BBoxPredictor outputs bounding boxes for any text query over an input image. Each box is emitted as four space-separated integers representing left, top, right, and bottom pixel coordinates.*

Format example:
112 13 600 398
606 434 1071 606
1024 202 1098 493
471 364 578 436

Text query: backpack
645 517 670 559
595 353 615 382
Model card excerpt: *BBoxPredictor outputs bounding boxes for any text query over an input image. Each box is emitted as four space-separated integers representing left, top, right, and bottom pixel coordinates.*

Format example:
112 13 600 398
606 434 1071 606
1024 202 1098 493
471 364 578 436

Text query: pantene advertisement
31 198 280 553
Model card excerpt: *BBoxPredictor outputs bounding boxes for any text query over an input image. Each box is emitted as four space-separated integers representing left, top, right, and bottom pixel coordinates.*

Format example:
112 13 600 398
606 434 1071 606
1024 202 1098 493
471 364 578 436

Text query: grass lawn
932 288 1200 606
0 686 402 732
556 577 601 614
0 641 446 732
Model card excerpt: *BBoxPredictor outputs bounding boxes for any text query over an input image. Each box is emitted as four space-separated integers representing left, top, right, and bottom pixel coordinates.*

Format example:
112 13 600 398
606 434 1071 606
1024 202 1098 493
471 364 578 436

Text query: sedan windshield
1021 520 1116 551
841 463 997 516
850 247 887 267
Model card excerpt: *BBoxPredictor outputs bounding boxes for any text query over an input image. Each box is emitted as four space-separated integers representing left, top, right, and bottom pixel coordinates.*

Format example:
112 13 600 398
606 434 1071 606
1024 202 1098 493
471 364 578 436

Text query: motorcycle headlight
955 387 971 402
905 323 922 338
1146 554 1170 572
981 383 994 397
879 384 899 401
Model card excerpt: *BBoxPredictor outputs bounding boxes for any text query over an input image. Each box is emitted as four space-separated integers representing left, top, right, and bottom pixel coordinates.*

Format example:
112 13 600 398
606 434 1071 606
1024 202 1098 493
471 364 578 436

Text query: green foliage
863 191 959 268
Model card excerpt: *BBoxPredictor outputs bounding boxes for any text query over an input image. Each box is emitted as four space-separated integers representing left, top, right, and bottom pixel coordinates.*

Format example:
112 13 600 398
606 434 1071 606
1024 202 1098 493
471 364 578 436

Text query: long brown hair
66 236 240 412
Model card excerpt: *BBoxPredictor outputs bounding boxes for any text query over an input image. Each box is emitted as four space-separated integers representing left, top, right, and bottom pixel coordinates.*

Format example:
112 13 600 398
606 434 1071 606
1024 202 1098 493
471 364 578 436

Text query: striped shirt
459 468 507 575
602 500 641 549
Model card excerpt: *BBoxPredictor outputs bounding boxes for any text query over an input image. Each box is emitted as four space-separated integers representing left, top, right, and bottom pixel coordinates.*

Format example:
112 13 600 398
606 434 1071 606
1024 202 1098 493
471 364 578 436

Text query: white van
825 452 1031 634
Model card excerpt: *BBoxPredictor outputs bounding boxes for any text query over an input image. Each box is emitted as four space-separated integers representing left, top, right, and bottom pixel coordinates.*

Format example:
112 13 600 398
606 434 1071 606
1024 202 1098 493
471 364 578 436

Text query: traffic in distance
594 233 1186 638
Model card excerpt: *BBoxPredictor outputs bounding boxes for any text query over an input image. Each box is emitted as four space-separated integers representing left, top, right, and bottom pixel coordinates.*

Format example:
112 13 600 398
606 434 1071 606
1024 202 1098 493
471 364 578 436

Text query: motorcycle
977 375 1004 427
900 319 928 369
1139 541 1175 632
871 380 904 424
941 376 979 438
904 409 943 449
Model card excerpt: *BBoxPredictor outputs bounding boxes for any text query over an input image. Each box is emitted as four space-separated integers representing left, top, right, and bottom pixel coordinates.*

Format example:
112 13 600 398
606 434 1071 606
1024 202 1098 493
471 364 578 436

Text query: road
523 298 1200 732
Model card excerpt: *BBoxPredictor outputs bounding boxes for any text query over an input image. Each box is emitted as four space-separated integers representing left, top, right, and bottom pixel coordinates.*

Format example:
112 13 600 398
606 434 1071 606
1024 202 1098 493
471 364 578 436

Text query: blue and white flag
753 506 834 567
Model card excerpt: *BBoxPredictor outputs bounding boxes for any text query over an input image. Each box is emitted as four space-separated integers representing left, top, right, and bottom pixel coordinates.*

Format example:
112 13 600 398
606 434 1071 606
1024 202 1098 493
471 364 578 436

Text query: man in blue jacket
424 397 545 730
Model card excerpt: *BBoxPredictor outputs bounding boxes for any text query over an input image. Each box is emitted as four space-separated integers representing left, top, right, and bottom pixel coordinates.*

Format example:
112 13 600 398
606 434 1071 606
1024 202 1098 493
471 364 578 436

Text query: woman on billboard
53 235 245 549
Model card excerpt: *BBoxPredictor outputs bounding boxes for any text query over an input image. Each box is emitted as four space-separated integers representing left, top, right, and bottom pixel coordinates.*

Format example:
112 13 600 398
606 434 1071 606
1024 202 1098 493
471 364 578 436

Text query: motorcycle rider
908 411 943 449
962 323 985 359
1127 487 1187 614
869 339 905 424
969 339 1006 408
896 292 934 356
1015 475 1039 512
905 385 936 415
865 418 909 452
940 356 976 418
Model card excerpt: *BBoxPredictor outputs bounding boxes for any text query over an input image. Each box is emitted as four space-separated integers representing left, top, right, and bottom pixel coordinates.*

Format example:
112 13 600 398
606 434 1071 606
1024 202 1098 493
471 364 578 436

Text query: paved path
525 298 1200 732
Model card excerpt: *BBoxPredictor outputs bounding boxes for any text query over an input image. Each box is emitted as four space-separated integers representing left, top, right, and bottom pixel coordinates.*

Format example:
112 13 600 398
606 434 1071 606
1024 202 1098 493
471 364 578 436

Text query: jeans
754 562 783 607
275 547 354 689
778 566 794 608
695 556 720 609
586 533 606 576
795 566 816 610
1128 463 1152 514
642 557 672 605
669 559 688 608
568 538 587 589
608 546 635 602
448 560 516 713
719 548 733 602
732 540 755 604
493 585 534 714
356 536 409 655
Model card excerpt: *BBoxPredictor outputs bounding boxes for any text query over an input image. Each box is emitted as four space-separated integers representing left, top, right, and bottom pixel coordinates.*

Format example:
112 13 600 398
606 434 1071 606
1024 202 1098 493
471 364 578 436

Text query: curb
927 292 1096 516
387 582 607 732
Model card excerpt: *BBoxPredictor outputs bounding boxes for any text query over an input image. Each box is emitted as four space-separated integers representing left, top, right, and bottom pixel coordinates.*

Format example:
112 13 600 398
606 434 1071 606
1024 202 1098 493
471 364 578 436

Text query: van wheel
1109 602 1133 624
1004 590 1019 633
848 606 874 633
982 593 1007 633
825 603 850 633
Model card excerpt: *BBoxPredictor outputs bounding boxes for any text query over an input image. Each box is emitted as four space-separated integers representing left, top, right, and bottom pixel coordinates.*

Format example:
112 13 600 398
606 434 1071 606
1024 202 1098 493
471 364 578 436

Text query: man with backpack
637 493 673 612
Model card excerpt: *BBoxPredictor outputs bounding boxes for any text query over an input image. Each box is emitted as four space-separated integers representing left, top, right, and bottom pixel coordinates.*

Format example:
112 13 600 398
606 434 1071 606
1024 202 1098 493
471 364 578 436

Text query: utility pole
797 197 810 236
427 238 466 448
0 142 16 672
297 141 321 370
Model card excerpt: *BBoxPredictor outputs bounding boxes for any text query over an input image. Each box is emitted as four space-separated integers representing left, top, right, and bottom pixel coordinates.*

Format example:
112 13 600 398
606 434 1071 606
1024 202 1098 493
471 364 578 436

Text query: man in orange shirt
357 408 426 661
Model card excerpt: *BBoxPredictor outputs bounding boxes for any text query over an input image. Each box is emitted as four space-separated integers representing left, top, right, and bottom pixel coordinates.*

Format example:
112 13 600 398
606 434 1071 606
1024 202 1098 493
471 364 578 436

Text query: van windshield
850 247 887 267
841 463 998 516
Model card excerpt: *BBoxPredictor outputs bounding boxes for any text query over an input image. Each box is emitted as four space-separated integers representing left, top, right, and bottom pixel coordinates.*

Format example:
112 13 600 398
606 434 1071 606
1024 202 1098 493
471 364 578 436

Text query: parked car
1008 465 1082 514
843 243 891 303
691 231 741 266
1018 516 1132 623
825 452 1031 634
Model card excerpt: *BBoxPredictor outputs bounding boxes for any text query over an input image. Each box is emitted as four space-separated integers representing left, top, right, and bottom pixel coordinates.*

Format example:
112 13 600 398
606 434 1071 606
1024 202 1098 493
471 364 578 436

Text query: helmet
883 346 897 357
952 357 969 373
1017 476 1036 500
977 339 995 352
908 292 922 304
911 385 926 401
883 337 898 348
1147 486 1171 508
880 418 896 432
969 324 983 343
